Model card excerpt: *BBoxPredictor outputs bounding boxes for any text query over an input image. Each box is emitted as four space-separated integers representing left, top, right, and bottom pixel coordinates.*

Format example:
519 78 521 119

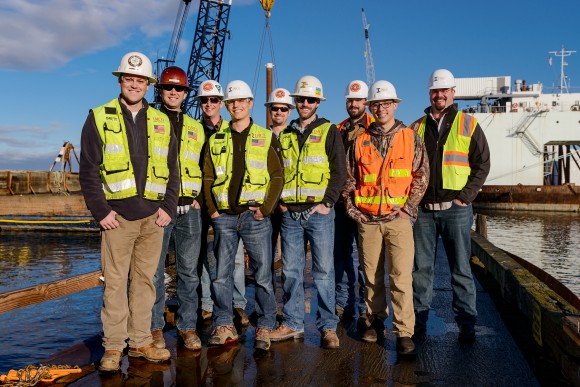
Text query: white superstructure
454 48 580 186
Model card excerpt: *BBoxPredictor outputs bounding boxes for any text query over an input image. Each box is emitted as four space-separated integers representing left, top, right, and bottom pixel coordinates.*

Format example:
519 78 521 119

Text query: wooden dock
32 242 546 386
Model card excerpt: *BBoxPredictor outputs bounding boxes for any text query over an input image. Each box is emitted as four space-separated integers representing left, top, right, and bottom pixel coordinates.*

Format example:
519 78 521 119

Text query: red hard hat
157 66 191 90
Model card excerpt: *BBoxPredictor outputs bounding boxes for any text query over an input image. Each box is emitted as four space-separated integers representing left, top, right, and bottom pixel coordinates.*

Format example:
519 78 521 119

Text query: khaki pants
357 218 415 337
101 213 164 350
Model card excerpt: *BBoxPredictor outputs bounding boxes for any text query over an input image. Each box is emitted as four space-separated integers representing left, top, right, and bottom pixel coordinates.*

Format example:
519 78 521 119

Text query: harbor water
0 210 578 373
475 209 580 297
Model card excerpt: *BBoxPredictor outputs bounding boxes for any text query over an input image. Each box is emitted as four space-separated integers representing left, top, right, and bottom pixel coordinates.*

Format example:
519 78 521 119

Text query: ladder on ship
510 111 543 156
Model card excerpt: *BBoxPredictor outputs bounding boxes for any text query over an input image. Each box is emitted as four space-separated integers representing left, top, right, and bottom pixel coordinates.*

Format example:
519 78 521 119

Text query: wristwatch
323 201 333 208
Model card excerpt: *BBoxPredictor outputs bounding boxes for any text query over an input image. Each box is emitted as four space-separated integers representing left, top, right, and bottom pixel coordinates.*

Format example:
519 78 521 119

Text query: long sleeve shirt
202 119 284 217
79 97 179 222
343 120 429 223
284 117 347 212
416 104 490 205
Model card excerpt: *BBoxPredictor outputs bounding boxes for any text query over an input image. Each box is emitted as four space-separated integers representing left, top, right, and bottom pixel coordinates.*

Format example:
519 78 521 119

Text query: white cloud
0 0 180 70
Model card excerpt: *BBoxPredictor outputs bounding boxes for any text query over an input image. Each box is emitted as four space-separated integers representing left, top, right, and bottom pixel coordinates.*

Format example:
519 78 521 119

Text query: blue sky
1 0 579 171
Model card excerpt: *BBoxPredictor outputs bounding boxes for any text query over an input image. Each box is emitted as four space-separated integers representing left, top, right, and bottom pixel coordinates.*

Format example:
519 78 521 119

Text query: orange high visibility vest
354 128 415 215
336 112 374 134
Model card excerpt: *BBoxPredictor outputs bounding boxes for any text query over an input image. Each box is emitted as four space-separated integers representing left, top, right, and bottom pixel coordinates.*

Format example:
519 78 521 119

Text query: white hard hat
265 88 295 109
345 80 369 99
196 80 224 99
112 52 156 84
223 80 254 102
428 68 456 89
290 75 326 101
367 80 401 103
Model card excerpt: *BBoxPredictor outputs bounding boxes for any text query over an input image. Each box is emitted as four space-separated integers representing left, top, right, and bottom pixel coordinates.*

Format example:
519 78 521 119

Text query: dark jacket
283 117 347 212
79 97 179 222
414 104 490 204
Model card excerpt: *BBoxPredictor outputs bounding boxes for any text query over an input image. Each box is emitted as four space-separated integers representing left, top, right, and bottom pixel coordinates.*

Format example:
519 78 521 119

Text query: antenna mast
549 47 576 93
362 8 375 86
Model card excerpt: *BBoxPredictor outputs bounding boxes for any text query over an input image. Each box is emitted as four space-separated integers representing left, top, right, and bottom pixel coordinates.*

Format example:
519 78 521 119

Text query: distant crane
182 0 232 118
152 0 194 108
152 0 232 118
362 8 375 86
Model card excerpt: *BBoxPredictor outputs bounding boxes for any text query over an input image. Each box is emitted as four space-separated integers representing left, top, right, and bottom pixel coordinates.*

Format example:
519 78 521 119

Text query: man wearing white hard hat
202 80 283 351
79 52 179 371
271 75 346 349
411 69 490 344
265 87 294 138
343 80 428 356
334 80 373 324
196 79 249 327
264 87 294 291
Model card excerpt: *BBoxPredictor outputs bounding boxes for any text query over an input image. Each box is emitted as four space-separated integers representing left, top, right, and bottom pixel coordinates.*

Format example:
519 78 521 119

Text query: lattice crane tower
362 8 375 87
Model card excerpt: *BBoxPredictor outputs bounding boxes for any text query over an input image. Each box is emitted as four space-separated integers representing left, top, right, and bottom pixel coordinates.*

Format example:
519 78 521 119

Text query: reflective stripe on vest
279 122 331 204
353 128 414 215
209 124 272 210
412 112 475 190
179 115 205 198
93 99 171 200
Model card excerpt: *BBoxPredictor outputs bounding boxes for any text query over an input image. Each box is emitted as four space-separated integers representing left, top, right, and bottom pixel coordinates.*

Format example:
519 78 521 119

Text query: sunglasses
295 96 319 104
159 84 188 93
270 106 289 112
200 97 221 104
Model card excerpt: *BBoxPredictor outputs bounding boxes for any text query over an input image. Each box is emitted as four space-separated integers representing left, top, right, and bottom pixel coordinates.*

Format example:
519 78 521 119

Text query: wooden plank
0 271 102 314
0 194 90 216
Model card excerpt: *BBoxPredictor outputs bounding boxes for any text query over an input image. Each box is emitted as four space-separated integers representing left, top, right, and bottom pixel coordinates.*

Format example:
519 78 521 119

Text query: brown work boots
99 350 123 372
178 330 202 350
321 330 340 349
270 324 304 341
151 329 165 349
128 343 171 362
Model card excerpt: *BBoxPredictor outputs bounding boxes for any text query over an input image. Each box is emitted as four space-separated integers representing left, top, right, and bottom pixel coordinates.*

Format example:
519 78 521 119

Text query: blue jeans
200 226 246 312
152 208 202 332
413 203 477 328
280 208 338 332
334 206 367 316
211 211 276 329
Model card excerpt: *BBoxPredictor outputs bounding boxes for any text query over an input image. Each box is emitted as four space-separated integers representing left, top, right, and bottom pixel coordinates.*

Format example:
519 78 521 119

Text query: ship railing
462 105 507 114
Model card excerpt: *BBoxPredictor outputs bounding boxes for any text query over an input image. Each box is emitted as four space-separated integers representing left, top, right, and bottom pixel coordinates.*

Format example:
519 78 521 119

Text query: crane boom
362 8 375 86
152 0 193 108
183 0 232 118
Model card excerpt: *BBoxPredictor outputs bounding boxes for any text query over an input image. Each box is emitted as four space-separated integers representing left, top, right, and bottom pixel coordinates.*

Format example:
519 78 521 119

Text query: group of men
79 52 490 372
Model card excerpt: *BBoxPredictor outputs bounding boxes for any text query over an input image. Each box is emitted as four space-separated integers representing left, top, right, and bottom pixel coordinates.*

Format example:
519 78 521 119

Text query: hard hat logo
128 55 143 68
275 89 286 98
215 85 222 93
350 83 361 92
113 51 156 83
203 82 214 92
291 75 326 100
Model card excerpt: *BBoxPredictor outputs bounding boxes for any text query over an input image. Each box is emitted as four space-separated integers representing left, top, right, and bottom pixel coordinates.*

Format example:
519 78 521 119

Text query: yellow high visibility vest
279 122 331 204
93 99 171 200
179 115 205 198
209 124 272 210
412 112 476 190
